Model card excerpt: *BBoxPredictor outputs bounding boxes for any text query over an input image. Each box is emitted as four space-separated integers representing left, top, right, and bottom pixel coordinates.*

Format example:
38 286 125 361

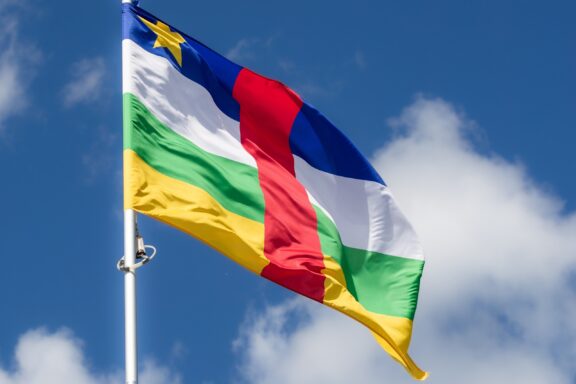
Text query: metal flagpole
118 208 156 384
120 4 157 382
122 1 137 383
120 1 158 382
123 209 138 384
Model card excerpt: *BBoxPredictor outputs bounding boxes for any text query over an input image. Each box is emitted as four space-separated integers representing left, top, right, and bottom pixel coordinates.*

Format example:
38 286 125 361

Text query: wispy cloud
226 38 258 63
63 57 106 108
354 50 367 70
0 1 41 136
0 328 182 384
277 59 296 73
81 124 118 184
290 80 345 101
233 96 576 383
225 37 276 64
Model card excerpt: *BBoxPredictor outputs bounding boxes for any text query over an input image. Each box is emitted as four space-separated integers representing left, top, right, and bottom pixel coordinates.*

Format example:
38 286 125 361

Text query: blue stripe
122 4 241 121
289 103 386 184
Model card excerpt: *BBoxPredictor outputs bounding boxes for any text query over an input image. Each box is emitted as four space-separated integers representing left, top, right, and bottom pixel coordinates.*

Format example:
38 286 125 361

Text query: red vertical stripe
233 69 326 302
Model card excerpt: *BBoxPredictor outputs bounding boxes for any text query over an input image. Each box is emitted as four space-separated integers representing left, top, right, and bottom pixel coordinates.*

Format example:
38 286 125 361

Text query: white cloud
226 37 276 64
63 57 106 108
0 1 40 135
140 359 182 384
233 299 391 384
233 96 576 383
226 38 258 62
0 328 181 384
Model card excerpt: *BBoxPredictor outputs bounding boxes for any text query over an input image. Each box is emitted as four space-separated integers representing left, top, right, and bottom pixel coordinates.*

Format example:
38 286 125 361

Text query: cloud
233 96 576 383
0 1 40 135
226 38 258 62
354 50 367 70
81 124 118 184
0 328 181 384
226 37 275 64
63 57 106 108
233 298 392 384
139 359 182 384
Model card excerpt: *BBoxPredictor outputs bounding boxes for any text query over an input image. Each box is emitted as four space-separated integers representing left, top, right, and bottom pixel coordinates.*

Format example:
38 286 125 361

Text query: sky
0 0 575 383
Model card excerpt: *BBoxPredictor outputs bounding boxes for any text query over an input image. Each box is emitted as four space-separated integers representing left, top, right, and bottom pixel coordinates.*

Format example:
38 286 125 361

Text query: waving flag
122 3 427 380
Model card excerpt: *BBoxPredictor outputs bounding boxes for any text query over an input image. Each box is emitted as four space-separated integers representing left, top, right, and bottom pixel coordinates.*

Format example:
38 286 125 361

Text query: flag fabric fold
122 4 427 380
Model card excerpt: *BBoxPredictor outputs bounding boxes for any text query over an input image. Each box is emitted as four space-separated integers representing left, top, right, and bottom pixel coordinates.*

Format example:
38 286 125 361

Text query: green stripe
124 93 265 223
315 206 424 320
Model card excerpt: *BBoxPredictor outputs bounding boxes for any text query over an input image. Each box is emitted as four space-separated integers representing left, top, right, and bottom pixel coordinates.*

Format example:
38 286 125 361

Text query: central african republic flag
122 3 427 380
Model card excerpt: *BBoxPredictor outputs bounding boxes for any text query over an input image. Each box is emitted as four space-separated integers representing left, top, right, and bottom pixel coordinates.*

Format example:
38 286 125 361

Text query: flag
122 4 427 380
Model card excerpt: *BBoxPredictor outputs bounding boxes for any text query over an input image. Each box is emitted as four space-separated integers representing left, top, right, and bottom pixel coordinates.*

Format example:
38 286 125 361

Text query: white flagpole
123 210 138 384
122 1 138 383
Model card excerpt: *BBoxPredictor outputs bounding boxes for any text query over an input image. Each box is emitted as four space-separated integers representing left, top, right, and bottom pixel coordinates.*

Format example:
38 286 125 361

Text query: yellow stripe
124 149 269 275
323 256 428 380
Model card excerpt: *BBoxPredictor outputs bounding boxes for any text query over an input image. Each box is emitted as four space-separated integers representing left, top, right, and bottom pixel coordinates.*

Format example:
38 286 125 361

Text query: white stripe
122 39 256 168
294 156 424 261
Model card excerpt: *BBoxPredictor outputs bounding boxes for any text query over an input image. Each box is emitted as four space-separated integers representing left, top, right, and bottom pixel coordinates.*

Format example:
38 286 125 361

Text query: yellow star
139 16 186 66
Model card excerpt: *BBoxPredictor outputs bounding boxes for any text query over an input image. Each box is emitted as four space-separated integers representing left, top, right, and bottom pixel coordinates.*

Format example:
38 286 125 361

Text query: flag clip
117 232 157 273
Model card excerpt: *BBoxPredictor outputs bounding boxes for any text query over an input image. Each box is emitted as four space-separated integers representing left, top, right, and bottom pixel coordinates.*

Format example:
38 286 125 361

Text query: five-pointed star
139 16 186 66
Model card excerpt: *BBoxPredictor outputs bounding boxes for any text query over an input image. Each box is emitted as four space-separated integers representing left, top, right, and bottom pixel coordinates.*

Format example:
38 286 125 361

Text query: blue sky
0 0 575 383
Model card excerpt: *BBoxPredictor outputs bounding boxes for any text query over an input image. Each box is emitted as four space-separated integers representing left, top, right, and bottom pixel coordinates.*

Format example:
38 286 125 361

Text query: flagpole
122 1 138 384
123 210 138 384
